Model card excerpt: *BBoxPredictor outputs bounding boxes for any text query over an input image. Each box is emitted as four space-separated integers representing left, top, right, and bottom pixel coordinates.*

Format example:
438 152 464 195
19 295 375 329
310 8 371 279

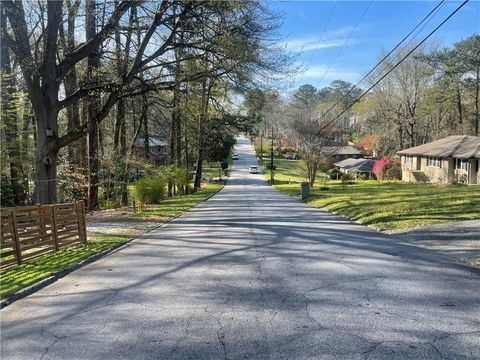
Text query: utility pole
260 131 263 160
270 125 274 184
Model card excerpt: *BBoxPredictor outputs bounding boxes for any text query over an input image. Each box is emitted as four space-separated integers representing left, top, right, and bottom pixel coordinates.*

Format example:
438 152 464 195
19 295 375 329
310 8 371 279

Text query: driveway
1 137 479 359
391 220 480 268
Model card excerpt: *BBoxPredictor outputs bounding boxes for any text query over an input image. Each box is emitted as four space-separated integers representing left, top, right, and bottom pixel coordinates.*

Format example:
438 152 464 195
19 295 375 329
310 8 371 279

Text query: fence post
51 206 59 251
37 205 46 242
10 210 22 265
77 201 87 244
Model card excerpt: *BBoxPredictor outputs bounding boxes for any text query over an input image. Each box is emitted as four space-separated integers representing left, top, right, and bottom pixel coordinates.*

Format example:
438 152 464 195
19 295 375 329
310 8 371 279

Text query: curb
275 187 386 233
0 184 225 309
280 190 480 273
320 207 385 233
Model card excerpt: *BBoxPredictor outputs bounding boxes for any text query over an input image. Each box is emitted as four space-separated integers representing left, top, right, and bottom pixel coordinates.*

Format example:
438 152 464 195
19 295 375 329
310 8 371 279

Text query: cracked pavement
1 137 480 359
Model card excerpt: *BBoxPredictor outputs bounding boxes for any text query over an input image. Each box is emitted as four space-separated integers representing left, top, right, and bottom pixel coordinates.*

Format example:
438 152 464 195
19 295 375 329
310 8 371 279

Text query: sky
268 0 480 91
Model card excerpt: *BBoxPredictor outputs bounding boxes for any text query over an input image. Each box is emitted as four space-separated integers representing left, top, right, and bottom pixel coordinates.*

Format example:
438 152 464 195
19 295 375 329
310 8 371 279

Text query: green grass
260 159 329 185
254 140 284 159
0 234 130 300
203 164 224 181
136 183 222 218
269 167 480 230
0 183 223 300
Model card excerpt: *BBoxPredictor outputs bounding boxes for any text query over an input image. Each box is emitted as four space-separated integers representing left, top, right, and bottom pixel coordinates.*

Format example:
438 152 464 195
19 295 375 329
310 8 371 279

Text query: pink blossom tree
373 156 400 180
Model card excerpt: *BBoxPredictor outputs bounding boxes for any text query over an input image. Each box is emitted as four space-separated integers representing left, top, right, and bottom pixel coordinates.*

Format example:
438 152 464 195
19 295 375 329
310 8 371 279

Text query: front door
469 159 478 184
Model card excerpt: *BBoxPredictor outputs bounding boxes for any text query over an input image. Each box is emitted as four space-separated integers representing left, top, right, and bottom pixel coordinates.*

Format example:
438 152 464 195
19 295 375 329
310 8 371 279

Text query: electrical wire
314 0 446 126
315 0 469 137
304 1 338 68
313 1 372 89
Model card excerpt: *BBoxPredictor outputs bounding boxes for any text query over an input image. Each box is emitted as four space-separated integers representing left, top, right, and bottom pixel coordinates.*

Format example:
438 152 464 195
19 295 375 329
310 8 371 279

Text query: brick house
397 135 480 184
132 133 168 164
322 145 363 161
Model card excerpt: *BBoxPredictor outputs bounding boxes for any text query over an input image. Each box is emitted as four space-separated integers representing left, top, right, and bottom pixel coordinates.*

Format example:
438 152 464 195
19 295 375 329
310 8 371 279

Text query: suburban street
1 137 479 360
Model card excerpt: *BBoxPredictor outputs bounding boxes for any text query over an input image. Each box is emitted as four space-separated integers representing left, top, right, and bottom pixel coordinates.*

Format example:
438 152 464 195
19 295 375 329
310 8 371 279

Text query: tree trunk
169 111 177 165
474 68 479 136
398 124 404 150
0 12 26 204
86 0 101 211
33 1 63 204
194 79 210 190
65 1 84 169
175 94 182 166
194 153 203 190
456 85 463 125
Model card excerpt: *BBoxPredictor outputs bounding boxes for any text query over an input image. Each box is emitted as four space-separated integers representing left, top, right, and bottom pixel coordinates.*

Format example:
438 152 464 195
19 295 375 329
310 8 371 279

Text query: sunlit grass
260 159 329 185
0 183 223 300
272 176 480 230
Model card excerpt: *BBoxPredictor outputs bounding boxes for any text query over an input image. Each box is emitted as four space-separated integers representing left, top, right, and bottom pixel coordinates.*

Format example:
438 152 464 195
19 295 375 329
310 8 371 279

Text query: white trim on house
427 157 442 168
455 158 468 170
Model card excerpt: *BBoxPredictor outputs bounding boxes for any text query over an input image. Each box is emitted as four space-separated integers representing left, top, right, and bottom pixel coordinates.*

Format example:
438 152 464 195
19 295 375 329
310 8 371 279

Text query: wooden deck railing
0 201 87 268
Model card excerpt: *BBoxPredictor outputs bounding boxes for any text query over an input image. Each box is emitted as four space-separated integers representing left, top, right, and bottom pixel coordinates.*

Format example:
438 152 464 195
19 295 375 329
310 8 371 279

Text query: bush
340 173 354 185
328 168 342 180
385 165 402 180
160 165 189 195
130 176 166 209
57 166 88 203
453 173 468 185
1 174 15 207
373 156 400 180
220 160 229 171
357 173 369 180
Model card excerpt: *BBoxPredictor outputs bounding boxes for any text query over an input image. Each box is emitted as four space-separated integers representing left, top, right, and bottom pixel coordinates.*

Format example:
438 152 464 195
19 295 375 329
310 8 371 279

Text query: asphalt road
2 137 479 360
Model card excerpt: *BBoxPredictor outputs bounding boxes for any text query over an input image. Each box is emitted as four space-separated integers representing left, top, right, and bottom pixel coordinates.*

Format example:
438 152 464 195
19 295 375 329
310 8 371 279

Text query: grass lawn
0 183 222 300
203 163 223 181
267 163 480 230
260 159 329 185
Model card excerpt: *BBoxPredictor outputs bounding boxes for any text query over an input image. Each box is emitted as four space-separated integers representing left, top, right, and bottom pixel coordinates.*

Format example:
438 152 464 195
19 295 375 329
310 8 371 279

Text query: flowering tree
373 156 400 180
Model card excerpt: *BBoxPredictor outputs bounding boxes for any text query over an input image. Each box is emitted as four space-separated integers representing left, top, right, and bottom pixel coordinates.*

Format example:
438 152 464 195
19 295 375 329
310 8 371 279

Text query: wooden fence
0 201 87 269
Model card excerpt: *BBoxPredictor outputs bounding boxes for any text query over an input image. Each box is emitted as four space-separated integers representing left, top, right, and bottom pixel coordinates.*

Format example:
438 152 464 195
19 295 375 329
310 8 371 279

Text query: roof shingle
397 135 480 159
333 158 375 172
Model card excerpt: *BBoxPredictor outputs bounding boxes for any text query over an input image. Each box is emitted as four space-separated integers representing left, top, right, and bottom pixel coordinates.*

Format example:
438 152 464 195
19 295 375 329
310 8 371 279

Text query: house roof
134 135 168 148
397 135 480 159
333 158 375 173
322 145 363 156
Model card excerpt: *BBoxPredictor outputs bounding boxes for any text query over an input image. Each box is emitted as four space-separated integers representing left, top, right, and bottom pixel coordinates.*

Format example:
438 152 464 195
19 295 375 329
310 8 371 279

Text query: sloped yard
273 179 480 231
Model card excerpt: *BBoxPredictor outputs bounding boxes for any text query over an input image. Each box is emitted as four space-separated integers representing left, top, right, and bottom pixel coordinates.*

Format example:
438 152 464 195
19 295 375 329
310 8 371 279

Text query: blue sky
268 1 480 90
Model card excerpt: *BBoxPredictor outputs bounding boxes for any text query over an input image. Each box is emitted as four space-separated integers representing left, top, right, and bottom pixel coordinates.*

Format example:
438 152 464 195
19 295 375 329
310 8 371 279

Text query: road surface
1 137 479 359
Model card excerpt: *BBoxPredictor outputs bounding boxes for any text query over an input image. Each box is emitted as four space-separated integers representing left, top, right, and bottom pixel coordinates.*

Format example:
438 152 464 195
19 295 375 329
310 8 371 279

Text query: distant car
284 153 299 160
249 165 259 174
232 153 239 160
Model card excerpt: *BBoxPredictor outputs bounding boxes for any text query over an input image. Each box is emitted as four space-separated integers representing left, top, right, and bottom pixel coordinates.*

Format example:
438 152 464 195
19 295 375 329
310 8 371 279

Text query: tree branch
57 0 134 80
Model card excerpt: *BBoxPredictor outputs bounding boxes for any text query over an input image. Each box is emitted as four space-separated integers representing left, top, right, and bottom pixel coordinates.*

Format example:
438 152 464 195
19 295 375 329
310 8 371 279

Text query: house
334 158 375 179
322 145 363 161
132 133 168 164
397 135 480 184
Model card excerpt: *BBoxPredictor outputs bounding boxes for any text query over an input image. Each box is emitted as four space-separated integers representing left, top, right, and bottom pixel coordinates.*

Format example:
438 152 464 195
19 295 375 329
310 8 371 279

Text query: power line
315 0 469 137
315 0 446 126
313 1 372 89
305 1 338 68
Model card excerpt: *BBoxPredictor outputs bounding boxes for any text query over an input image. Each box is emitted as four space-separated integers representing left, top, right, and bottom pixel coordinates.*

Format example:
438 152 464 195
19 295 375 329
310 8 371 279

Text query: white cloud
297 64 361 84
282 26 360 53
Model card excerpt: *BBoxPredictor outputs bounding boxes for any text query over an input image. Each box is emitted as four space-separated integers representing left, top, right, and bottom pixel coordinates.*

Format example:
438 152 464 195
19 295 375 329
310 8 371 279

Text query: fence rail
0 201 87 268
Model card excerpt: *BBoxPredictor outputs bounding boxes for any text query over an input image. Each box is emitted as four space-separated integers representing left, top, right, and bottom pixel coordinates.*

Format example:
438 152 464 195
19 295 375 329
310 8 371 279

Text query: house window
404 155 412 164
427 157 442 168
455 158 468 170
